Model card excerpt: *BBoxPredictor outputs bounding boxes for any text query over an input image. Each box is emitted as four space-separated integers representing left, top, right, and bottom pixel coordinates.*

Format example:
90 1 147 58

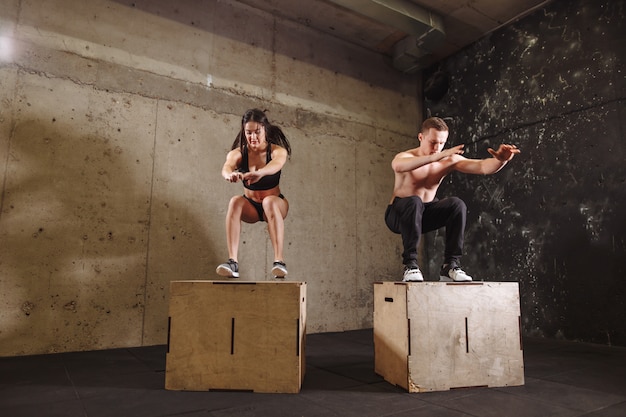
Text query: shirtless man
384 117 520 282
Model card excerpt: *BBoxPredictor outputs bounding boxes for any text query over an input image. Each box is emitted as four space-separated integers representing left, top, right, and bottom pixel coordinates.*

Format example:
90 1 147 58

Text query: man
384 117 520 282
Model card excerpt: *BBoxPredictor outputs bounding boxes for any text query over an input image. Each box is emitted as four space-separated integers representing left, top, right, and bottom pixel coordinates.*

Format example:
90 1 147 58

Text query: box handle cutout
465 317 469 353
167 317 171 353
296 319 300 356
230 317 235 355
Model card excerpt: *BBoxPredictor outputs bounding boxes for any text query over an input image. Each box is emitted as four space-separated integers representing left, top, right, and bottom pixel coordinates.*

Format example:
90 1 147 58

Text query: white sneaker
271 261 288 278
403 266 424 282
439 264 472 282
216 259 239 278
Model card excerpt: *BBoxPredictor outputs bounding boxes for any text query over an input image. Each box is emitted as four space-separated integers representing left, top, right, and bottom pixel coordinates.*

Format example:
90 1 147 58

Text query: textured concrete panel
283 117 360 332
274 17 418 134
0 0 419 355
0 73 155 354
354 128 410 327
142 103 237 344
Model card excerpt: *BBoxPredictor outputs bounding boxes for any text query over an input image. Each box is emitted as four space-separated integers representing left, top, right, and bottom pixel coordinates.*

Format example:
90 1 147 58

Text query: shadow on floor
1 329 625 416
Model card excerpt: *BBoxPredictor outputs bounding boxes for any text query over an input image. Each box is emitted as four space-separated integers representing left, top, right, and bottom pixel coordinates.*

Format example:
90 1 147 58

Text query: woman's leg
225 195 260 261
262 195 289 262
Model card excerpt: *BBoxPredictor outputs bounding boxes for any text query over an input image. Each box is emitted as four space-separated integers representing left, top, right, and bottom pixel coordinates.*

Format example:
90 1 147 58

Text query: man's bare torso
391 150 459 203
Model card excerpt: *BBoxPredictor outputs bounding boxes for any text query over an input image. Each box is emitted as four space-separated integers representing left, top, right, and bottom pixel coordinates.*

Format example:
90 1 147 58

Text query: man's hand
488 144 521 162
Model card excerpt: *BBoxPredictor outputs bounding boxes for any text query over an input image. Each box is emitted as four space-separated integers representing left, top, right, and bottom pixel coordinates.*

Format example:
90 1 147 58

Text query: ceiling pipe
327 0 445 72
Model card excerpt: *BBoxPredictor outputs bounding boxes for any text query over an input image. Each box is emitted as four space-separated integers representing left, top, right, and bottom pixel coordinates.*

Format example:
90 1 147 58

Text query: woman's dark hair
231 108 291 156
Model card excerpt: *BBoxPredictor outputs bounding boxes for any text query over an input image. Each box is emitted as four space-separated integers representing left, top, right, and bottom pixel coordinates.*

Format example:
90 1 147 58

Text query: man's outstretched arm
454 144 521 175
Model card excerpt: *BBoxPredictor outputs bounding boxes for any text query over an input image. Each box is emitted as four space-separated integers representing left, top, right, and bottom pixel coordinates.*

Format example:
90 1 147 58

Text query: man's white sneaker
439 265 472 282
403 266 424 282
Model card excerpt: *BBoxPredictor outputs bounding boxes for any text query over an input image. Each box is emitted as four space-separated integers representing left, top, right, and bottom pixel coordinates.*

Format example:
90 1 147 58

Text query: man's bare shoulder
394 148 421 158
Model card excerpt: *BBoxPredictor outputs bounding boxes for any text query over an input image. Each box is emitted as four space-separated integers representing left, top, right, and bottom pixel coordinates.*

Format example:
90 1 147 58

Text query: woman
216 109 292 278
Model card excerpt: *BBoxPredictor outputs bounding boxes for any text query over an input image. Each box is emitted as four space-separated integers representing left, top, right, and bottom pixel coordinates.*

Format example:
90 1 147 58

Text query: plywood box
374 281 524 393
165 281 306 393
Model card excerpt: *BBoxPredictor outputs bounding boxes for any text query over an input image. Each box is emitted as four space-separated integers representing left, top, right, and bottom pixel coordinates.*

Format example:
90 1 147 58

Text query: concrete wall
0 0 420 356
422 0 625 346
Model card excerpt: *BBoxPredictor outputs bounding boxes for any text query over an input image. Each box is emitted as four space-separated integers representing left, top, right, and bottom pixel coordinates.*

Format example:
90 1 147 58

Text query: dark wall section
422 0 625 345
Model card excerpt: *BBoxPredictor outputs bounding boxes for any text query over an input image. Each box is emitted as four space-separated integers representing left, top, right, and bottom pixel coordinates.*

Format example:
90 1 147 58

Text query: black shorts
243 194 285 222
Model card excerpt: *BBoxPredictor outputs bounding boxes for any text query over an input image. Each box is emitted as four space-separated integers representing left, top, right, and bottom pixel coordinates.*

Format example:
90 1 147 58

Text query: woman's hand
224 171 242 183
241 170 262 186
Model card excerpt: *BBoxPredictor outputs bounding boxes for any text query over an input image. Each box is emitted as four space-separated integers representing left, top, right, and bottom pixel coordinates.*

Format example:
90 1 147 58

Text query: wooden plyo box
165 281 306 393
374 281 524 393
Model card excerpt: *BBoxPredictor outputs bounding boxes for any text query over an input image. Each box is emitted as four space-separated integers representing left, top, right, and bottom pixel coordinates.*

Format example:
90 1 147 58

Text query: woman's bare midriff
244 186 282 203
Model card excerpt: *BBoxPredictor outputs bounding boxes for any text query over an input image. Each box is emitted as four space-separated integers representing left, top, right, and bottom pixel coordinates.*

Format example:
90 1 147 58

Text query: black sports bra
240 145 282 190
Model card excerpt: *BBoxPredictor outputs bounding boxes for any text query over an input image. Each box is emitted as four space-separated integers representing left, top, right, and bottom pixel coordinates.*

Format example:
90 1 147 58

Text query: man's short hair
421 117 449 133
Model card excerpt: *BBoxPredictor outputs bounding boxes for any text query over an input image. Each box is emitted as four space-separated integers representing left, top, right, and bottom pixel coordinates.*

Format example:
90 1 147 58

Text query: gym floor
1 329 625 416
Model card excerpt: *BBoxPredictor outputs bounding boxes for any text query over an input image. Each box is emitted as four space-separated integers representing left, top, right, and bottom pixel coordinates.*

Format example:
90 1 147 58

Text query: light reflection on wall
0 36 13 62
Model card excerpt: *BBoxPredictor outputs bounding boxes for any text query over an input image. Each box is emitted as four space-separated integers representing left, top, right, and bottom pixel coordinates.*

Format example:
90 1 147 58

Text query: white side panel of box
407 282 524 392
374 281 524 393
